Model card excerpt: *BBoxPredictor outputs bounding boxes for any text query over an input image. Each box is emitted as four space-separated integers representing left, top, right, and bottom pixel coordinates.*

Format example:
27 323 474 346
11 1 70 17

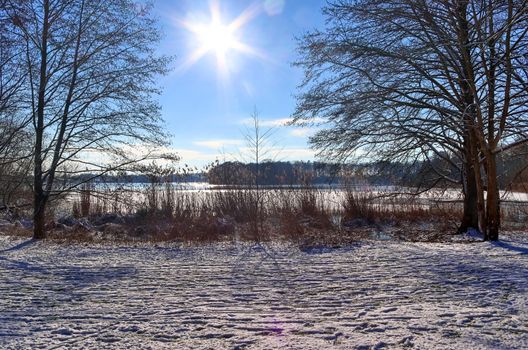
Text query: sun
196 20 238 57
177 1 263 75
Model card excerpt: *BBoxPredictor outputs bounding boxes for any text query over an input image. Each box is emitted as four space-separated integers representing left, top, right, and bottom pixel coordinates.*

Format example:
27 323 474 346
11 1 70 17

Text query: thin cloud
193 139 243 149
263 0 285 16
239 117 292 127
237 146 315 161
290 128 316 137
278 147 316 161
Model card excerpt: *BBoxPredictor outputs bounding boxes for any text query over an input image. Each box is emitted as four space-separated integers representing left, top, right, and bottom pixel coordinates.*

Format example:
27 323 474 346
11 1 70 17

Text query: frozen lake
0 235 527 349
69 183 528 214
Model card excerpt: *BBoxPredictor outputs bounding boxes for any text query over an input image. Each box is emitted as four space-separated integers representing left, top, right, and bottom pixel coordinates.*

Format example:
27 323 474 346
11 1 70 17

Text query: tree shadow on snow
0 239 136 288
490 240 528 255
0 239 45 272
0 238 37 254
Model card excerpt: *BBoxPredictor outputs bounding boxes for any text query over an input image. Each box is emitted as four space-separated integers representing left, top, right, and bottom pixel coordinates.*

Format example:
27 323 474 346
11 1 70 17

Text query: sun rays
177 1 264 76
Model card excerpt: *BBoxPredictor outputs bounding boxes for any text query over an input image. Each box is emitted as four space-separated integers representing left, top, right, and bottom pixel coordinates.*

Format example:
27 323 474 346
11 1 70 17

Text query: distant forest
51 147 528 191
206 151 528 190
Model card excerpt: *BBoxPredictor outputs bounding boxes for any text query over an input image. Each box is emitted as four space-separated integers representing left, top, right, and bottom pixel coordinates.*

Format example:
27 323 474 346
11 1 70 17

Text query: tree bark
485 151 500 241
33 191 46 239
459 137 479 233
32 0 50 240
455 0 488 235
471 134 487 235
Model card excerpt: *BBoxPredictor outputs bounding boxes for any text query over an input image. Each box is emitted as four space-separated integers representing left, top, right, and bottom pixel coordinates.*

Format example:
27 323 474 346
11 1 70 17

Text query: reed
59 180 527 243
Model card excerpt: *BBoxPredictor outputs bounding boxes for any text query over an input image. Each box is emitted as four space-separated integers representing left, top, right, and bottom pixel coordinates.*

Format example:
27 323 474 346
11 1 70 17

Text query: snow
0 234 527 349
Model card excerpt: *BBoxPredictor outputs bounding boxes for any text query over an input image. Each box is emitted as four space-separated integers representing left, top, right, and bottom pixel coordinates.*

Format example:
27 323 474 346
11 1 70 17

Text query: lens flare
177 1 265 76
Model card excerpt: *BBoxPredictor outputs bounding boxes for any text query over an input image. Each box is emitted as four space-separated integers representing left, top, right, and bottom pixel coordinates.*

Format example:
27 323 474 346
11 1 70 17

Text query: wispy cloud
263 0 285 16
239 117 292 127
193 139 243 149
239 116 327 129
172 148 225 169
88 144 316 169
278 147 316 161
238 146 314 160
290 128 316 137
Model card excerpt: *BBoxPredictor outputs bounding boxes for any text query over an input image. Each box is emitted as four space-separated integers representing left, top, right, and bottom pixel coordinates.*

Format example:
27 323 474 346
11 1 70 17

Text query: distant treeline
207 161 343 186
206 154 528 190
36 149 528 190
206 160 432 187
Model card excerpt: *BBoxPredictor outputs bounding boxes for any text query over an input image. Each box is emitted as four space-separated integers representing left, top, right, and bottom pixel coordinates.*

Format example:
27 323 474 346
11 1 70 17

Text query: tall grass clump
342 189 379 224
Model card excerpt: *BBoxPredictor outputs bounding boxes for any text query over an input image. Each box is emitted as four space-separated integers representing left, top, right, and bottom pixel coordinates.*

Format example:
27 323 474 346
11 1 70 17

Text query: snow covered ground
0 234 527 349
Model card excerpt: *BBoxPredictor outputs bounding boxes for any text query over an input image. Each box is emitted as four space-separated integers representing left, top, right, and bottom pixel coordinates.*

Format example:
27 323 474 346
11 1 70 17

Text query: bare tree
241 108 278 241
293 0 528 240
0 0 33 210
0 0 25 120
3 0 174 238
457 0 528 240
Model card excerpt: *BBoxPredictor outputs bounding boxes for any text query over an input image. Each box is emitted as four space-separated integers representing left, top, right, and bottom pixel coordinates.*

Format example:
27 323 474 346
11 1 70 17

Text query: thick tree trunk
485 151 500 241
32 0 50 240
459 137 479 233
33 174 47 239
33 193 46 239
455 1 485 234
472 141 487 234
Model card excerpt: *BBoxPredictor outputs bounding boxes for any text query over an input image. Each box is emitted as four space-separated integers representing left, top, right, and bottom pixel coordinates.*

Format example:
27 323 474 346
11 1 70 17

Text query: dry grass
3 180 527 244
64 184 494 244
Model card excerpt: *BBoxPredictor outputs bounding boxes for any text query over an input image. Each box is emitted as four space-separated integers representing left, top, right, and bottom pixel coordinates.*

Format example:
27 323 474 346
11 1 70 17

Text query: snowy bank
0 234 527 349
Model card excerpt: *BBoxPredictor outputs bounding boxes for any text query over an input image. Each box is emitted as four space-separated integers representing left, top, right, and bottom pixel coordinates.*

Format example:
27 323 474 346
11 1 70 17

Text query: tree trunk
472 138 487 235
32 0 50 240
459 137 479 233
33 190 47 239
485 151 500 241
455 0 488 235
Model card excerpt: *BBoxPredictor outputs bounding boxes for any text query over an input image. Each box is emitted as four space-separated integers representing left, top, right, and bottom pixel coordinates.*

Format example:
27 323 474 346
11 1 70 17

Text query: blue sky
152 0 326 168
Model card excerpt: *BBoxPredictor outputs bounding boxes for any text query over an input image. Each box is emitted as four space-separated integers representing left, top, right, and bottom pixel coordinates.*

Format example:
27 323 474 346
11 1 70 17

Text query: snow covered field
0 235 527 349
